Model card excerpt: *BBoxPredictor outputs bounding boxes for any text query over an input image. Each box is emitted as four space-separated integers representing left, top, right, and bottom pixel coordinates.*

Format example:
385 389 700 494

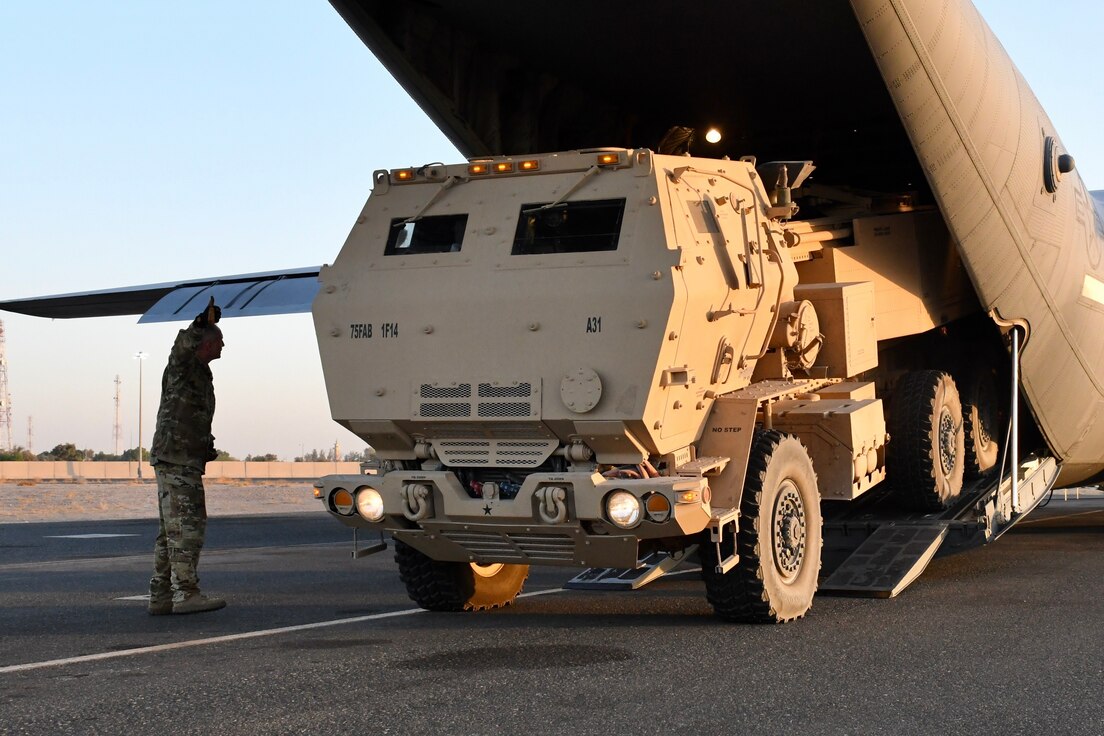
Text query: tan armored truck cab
314 148 984 622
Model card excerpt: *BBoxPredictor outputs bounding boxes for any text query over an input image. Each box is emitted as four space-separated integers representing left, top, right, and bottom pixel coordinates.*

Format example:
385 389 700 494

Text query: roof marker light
468 163 490 176
519 159 540 171
393 169 415 182
597 153 621 166
494 161 515 173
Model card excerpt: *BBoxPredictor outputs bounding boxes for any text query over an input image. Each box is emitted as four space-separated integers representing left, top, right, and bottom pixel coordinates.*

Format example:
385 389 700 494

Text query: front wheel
394 541 529 612
702 430 822 623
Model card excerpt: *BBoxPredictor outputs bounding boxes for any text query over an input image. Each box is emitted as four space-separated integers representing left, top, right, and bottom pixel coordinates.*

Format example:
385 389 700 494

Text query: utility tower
27 416 34 454
113 375 122 456
0 319 13 451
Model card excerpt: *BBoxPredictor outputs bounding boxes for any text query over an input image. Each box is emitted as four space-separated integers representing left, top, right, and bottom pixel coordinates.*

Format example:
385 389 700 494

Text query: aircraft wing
0 266 321 323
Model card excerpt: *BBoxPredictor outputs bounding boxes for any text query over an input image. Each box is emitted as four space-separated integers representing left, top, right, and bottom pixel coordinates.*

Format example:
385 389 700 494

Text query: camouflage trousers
149 462 208 603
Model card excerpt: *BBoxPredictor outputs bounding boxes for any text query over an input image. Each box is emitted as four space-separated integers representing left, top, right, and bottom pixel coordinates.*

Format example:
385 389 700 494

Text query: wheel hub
772 481 806 583
939 407 957 475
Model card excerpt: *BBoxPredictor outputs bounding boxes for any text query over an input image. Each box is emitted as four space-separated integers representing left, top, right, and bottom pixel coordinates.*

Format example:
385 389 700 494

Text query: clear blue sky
1 1 1101 460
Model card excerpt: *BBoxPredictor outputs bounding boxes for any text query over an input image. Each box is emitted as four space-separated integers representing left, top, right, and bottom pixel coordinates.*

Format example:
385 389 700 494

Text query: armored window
385 214 468 255
511 199 625 255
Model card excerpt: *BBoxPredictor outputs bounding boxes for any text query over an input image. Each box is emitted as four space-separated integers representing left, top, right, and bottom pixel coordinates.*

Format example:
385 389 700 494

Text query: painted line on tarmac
1019 509 1104 525
44 533 140 539
0 587 567 675
0 541 349 571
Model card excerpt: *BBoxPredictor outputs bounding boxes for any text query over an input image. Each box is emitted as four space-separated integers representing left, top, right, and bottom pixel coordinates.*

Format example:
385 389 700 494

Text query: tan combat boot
173 593 227 614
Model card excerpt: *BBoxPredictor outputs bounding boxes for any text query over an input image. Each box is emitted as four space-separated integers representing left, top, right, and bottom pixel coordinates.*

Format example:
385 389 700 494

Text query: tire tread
703 430 820 624
888 370 962 511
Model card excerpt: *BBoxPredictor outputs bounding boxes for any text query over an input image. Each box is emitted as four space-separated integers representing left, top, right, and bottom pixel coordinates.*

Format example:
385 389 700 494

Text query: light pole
135 351 148 478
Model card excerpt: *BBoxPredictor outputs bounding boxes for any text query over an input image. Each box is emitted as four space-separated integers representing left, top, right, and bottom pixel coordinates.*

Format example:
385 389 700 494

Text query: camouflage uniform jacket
150 323 217 471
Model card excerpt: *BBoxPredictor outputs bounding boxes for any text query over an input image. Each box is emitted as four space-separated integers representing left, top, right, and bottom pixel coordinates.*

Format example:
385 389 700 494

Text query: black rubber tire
394 540 529 612
960 369 1000 479
888 370 965 511
702 430 822 624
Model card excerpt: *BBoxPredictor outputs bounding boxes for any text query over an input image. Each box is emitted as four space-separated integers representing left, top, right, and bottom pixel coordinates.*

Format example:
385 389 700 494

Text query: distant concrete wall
204 461 363 479
0 461 363 481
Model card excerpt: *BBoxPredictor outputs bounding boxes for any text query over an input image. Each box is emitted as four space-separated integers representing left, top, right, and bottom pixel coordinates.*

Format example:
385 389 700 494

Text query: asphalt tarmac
2 501 1103 735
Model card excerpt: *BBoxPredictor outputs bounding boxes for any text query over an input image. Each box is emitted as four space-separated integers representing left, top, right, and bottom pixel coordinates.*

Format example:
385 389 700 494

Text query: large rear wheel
702 430 822 623
888 370 965 511
394 541 529 612
960 368 1000 479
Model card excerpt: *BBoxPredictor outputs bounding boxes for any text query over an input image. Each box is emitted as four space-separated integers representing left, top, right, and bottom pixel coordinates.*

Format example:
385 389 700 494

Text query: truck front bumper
317 469 714 569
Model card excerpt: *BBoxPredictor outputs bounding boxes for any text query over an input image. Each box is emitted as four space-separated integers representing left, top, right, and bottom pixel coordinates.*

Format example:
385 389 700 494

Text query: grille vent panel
432 439 558 468
420 403 471 418
420 384 471 399
441 530 575 562
479 383 531 398
414 379 540 420
478 402 530 418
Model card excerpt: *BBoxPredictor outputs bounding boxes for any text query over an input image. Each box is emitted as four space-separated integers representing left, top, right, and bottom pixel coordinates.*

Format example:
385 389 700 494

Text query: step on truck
313 147 1053 623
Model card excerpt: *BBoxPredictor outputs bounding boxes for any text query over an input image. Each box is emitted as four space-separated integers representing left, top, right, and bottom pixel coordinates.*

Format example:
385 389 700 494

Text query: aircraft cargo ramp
819 455 1059 597
566 455 1058 598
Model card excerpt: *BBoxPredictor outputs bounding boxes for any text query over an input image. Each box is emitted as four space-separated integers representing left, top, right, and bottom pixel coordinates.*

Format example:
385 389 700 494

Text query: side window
385 215 468 255
511 199 625 255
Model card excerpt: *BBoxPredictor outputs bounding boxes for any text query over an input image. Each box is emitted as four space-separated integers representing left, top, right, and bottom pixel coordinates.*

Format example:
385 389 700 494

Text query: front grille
433 439 558 468
421 384 471 399
415 379 539 420
478 402 531 417
442 530 575 562
479 383 531 398
420 403 471 418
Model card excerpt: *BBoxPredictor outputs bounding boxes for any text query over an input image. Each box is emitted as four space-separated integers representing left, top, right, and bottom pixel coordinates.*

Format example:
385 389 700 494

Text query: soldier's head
196 325 224 364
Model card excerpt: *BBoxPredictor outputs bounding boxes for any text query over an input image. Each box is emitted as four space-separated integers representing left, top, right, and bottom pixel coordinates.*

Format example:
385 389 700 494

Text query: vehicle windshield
385 214 468 255
511 199 625 255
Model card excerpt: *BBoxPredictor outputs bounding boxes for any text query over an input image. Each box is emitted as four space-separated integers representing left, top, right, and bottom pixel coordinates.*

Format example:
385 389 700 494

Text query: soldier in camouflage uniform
147 298 226 615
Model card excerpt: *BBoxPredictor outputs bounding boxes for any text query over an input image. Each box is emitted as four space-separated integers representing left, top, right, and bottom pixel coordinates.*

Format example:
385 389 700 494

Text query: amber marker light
596 153 620 166
331 488 355 515
676 490 700 504
468 163 490 176
644 493 672 523
518 159 540 171
393 169 415 182
494 161 515 173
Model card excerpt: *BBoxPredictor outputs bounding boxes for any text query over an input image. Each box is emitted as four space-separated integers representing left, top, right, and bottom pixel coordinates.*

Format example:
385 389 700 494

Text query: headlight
605 490 642 529
330 488 355 516
355 487 385 521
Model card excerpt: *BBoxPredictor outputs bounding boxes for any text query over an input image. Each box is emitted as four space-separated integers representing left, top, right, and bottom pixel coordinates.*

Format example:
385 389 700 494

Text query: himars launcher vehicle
5 0 1104 622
